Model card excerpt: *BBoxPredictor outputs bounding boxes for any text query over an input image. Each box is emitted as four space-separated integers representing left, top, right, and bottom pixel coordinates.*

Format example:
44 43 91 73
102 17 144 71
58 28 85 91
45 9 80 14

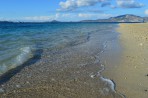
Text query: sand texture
115 23 148 98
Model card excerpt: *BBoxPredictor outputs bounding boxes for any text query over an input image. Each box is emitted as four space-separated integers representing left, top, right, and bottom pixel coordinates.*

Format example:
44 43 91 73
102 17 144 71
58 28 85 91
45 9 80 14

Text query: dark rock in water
144 90 147 92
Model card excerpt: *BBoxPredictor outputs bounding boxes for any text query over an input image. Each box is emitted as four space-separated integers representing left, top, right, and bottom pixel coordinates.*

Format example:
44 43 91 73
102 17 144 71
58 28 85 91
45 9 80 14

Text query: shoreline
0 23 121 98
102 23 148 98
0 49 43 85
1 23 147 97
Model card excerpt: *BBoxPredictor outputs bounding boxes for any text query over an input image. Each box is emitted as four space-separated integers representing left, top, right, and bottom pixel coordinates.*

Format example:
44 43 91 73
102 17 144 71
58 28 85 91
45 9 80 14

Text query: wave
0 46 33 75
15 47 33 66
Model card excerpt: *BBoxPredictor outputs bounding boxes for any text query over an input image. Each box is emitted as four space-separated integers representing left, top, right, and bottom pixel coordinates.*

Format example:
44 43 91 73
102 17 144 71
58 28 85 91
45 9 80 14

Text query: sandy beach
0 0 148 97
0 23 148 98
102 23 148 98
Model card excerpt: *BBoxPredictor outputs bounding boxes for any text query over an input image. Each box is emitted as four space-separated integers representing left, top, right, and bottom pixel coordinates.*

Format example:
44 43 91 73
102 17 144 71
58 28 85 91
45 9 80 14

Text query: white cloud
0 17 7 21
59 0 77 10
116 0 144 8
0 17 17 21
23 16 54 21
78 13 112 19
78 13 93 18
77 0 105 6
23 14 62 22
21 13 113 22
22 14 74 22
145 9 148 15
58 0 144 11
59 0 106 10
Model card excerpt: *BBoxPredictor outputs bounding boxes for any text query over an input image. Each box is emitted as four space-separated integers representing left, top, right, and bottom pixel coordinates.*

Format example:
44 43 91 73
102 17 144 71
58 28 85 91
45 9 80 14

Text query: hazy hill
81 14 147 23
0 15 148 23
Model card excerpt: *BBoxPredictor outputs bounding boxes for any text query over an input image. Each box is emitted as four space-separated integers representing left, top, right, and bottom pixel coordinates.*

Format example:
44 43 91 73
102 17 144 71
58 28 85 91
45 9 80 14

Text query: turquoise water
0 22 126 97
0 22 117 75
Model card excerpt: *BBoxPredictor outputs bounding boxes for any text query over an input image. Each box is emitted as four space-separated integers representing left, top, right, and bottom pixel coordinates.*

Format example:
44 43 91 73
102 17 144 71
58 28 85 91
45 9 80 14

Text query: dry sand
103 23 148 98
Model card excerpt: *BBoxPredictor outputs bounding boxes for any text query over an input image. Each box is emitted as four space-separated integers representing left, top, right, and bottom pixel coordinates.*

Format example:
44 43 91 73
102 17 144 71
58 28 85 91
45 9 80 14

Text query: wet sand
0 46 122 98
102 23 148 98
0 46 110 98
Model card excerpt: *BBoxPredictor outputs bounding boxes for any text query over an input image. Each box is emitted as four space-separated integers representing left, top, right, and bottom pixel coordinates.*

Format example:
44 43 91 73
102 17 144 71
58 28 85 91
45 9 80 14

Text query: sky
0 0 148 22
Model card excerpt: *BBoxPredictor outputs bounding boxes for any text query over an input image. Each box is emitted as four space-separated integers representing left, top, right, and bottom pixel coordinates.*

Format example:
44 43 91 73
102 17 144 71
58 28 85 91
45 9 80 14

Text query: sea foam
13 46 33 68
0 46 33 75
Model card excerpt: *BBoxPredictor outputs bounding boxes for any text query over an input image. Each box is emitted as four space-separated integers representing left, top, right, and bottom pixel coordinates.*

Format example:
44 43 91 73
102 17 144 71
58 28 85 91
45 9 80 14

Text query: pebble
144 90 147 92
139 43 143 46
0 88 4 93
26 81 30 84
90 75 95 78
16 84 21 88
139 83 142 86
51 78 56 81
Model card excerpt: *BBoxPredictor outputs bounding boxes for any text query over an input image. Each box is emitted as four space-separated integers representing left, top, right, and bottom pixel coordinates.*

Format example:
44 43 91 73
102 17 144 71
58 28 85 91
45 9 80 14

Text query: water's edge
0 23 126 97
0 49 43 85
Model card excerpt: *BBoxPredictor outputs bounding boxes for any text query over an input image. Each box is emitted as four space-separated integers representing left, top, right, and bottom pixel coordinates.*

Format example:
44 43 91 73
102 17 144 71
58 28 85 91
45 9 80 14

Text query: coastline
1 23 148 97
102 23 148 98
0 23 123 98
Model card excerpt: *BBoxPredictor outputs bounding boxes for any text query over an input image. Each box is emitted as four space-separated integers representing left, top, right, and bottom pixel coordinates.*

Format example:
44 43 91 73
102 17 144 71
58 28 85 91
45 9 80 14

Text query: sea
0 22 125 98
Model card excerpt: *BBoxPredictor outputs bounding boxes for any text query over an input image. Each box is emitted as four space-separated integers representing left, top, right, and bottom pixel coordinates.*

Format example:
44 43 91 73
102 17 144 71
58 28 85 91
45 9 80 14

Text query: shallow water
0 22 125 97
0 22 92 74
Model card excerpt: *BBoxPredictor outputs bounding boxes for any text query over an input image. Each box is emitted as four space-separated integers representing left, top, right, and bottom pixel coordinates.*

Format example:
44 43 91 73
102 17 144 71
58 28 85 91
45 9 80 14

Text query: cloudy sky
0 0 148 22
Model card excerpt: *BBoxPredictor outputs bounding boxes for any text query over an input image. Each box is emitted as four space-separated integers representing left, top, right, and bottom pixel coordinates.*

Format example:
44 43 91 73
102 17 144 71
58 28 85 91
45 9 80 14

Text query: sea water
0 22 125 97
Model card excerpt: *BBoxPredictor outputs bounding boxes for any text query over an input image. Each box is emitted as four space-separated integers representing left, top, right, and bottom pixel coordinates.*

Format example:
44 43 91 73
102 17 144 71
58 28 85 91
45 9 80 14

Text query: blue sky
0 0 148 21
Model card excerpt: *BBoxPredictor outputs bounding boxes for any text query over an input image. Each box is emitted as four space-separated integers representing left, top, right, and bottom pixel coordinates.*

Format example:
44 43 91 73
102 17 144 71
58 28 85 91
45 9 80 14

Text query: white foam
99 87 110 96
0 47 33 74
15 47 33 66
90 74 95 78
100 76 115 92
96 64 116 94
92 37 125 98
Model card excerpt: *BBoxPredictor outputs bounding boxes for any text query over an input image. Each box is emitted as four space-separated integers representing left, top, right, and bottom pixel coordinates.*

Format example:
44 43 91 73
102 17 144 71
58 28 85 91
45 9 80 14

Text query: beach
0 23 124 98
0 23 148 98
102 23 148 98
0 0 148 97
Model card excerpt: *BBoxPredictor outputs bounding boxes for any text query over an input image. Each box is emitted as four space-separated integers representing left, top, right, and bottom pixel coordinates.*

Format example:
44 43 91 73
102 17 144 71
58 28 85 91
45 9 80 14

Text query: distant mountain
0 20 61 23
81 14 148 23
108 14 144 22
143 17 148 22
50 20 60 23
0 21 14 23
0 15 148 23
